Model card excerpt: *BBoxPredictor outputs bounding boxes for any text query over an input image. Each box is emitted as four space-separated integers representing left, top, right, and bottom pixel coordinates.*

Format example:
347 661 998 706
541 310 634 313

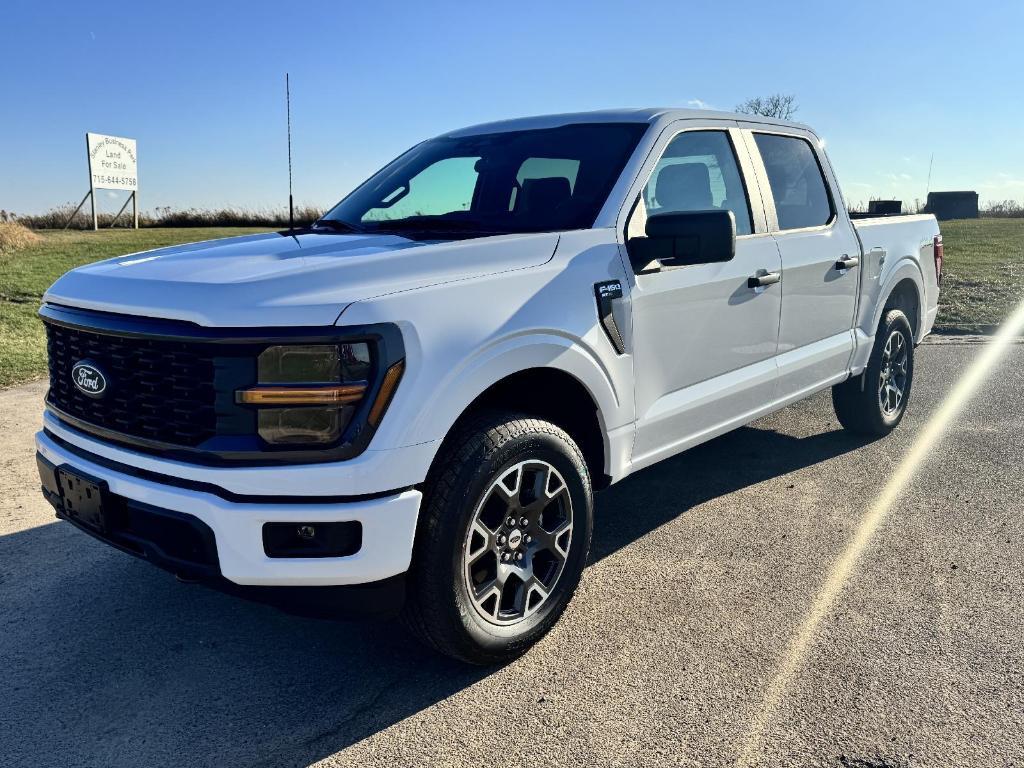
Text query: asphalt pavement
1 340 1022 767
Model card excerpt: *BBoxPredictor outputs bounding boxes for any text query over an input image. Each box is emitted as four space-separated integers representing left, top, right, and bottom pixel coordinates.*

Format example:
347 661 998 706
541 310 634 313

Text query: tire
402 412 593 664
832 308 915 436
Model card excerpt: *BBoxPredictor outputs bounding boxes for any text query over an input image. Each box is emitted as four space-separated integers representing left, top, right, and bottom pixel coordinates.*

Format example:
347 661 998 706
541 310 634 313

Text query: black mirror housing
628 209 736 271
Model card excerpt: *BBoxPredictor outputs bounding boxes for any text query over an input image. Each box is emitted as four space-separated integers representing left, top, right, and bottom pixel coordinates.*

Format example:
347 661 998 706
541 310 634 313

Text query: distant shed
926 191 979 220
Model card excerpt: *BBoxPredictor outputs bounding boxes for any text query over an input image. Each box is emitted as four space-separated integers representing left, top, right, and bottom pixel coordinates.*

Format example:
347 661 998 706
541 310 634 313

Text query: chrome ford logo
71 361 107 398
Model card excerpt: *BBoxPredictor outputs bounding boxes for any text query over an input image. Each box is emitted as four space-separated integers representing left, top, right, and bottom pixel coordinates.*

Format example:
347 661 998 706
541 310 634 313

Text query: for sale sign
87 133 138 191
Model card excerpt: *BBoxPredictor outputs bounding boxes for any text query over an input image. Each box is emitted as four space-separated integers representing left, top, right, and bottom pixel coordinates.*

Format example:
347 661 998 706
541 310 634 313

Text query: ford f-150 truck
36 109 941 663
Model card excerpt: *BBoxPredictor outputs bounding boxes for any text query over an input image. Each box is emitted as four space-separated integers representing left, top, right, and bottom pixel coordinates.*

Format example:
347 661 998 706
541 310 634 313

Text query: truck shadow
591 420 873 562
0 417 870 768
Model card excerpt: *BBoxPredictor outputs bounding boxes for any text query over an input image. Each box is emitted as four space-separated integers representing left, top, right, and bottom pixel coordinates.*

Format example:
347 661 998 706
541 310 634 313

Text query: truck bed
851 213 941 341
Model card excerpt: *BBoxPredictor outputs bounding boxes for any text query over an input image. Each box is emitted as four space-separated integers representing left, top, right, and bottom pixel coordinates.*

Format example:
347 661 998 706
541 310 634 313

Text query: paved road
2 341 1023 768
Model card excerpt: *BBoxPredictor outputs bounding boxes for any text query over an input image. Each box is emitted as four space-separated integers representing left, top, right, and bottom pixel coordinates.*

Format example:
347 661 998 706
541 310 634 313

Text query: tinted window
753 133 833 230
635 131 753 236
363 156 479 221
321 123 648 239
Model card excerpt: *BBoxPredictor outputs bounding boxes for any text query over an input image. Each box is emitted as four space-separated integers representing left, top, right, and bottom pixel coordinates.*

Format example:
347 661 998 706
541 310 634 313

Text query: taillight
933 234 943 285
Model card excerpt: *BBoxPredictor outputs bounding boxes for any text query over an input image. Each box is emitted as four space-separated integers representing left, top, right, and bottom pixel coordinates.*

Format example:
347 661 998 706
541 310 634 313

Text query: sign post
65 133 139 230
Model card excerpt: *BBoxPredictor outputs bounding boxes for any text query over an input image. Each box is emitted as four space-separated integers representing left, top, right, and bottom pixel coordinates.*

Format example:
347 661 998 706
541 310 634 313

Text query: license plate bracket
57 467 109 534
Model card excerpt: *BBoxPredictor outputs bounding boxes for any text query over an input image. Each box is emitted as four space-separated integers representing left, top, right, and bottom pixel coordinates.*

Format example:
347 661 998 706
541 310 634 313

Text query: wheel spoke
473 582 502 619
467 521 493 563
492 465 522 505
535 520 572 561
523 578 550 617
544 466 566 499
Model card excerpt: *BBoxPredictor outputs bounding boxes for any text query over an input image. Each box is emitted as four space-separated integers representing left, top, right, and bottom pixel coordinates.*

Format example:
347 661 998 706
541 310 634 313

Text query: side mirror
627 209 736 272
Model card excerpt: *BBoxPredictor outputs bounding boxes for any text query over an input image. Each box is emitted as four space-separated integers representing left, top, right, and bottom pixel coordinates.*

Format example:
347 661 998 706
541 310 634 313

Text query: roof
442 108 811 138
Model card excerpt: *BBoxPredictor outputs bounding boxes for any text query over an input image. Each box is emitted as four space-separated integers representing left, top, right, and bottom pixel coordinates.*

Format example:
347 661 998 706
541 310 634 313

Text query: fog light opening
262 521 363 558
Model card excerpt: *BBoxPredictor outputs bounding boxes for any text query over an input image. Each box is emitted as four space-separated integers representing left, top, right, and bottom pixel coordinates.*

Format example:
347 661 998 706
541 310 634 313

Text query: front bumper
36 429 423 592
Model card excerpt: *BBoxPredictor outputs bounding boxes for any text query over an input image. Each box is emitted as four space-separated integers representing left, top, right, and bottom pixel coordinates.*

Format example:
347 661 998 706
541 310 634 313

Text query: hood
43 230 560 327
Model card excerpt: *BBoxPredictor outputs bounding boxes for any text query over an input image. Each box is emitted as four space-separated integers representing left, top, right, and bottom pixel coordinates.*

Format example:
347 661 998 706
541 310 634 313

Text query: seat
655 163 714 212
517 177 572 216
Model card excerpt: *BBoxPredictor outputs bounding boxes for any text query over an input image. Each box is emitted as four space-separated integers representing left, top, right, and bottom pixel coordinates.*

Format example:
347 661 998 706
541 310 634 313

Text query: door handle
747 271 781 289
835 255 860 270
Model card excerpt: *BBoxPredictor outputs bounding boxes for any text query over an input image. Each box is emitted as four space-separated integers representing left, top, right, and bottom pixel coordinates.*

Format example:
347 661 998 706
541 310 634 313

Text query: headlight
236 343 372 446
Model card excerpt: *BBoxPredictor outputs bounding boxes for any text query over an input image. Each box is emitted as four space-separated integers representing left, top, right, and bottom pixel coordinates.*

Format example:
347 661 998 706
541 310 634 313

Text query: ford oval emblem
71 361 108 398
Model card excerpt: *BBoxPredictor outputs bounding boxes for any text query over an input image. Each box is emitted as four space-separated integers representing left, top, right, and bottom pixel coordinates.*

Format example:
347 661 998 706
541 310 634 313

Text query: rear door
741 127 860 398
623 123 783 470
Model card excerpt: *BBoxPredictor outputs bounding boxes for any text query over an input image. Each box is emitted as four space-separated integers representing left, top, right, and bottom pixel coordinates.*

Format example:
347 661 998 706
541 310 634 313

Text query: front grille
46 322 217 447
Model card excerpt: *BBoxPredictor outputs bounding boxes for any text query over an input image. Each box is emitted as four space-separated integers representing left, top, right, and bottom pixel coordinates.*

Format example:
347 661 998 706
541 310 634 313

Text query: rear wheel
402 412 593 664
832 308 915 436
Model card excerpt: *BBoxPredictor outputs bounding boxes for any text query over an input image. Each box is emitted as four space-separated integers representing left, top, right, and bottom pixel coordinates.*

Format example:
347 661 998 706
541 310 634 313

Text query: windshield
319 123 648 239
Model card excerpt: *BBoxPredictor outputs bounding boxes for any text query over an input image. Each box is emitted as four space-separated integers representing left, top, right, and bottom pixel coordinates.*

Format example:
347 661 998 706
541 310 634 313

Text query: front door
626 125 782 471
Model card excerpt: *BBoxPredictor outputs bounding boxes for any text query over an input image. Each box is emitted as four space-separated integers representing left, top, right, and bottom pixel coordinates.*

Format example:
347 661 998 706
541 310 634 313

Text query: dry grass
0 222 42 254
9 204 326 230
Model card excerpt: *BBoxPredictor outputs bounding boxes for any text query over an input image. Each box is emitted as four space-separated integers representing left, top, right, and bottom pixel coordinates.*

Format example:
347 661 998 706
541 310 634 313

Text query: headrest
655 163 713 211
518 177 572 215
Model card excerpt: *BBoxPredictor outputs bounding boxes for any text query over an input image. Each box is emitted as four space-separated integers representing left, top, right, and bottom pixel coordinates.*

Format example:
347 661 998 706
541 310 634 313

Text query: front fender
338 230 634 479
413 332 627 442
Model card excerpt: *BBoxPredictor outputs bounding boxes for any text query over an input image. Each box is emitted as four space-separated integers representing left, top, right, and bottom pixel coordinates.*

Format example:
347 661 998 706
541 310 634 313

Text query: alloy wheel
463 460 574 626
878 329 909 416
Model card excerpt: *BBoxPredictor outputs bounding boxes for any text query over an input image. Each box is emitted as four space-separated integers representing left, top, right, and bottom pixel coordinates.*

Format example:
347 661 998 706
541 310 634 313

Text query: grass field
0 228 271 387
936 218 1024 331
0 220 1022 387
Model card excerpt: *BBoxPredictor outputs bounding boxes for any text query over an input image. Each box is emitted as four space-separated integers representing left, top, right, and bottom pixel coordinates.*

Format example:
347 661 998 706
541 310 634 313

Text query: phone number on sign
92 175 137 187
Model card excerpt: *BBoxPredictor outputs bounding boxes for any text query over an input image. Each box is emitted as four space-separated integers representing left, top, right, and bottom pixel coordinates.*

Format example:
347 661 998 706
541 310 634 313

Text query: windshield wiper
311 218 366 234
366 217 517 239
369 217 482 231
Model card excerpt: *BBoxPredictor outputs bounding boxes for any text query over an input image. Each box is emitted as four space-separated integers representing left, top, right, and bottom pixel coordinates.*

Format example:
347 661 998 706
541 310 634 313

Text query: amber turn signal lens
367 360 405 426
236 384 367 406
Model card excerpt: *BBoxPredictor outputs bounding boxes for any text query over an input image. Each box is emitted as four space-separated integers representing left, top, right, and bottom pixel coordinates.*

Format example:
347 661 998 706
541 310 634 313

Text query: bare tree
735 93 799 120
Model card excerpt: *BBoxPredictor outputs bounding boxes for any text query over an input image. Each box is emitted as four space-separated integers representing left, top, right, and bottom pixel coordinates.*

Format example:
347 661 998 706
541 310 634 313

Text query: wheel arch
871 259 925 342
440 366 611 489
885 277 923 342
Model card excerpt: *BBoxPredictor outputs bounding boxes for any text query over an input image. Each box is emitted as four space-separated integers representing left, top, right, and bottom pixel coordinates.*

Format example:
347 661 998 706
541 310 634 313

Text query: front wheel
402 412 593 664
832 308 915 436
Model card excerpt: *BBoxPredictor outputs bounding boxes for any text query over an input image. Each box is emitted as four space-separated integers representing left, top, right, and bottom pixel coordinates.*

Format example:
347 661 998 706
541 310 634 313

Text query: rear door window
753 133 834 230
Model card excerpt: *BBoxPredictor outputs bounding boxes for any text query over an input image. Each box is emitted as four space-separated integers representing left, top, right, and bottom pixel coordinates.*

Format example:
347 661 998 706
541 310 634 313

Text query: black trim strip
594 280 626 354
40 303 406 465
42 430 415 504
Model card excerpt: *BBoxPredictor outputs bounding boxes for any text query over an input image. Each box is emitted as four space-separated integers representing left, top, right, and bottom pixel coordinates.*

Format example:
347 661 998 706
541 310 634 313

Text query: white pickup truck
36 109 941 663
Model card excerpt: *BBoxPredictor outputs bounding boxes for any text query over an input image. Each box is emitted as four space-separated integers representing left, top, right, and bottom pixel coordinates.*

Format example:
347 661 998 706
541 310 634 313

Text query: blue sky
2 0 1021 215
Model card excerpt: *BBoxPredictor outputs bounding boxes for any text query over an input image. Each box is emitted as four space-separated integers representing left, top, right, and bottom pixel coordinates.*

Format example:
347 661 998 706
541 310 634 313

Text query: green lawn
0 228 271 386
0 220 1022 387
936 218 1024 332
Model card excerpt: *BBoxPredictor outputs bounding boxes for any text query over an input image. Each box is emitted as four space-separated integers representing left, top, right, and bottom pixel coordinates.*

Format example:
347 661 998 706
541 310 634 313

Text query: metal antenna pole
926 153 934 196
287 73 294 231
